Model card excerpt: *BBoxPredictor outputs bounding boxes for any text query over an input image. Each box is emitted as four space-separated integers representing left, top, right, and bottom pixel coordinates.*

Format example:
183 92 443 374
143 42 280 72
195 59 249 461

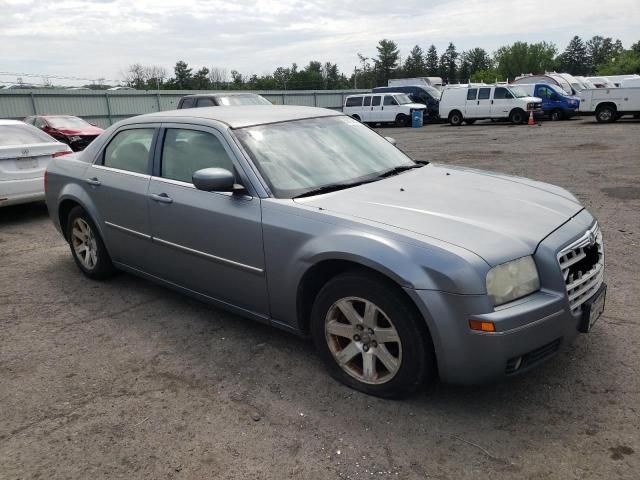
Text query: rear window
467 89 478 100
0 123 56 146
345 96 363 107
180 97 196 109
196 98 216 107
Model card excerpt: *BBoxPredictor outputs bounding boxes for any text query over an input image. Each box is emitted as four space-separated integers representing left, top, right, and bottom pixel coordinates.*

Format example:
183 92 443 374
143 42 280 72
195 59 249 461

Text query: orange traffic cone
528 111 535 126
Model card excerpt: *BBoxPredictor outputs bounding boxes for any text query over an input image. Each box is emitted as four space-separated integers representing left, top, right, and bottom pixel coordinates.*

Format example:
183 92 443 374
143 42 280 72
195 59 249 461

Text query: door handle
491 100 494 104
85 177 101 186
150 193 173 204
477 101 479 105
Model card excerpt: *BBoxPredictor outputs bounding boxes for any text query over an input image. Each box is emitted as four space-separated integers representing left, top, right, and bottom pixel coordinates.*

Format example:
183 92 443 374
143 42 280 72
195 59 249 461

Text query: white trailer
388 77 443 91
578 87 640 122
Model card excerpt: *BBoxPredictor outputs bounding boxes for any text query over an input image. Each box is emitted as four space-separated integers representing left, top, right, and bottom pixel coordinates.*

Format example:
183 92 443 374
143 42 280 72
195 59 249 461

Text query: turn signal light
469 319 496 332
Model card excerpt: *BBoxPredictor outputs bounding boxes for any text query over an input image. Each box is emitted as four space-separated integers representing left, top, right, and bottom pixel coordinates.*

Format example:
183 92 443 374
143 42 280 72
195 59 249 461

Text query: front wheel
311 271 436 398
509 109 526 124
66 206 116 279
448 110 463 126
395 114 409 127
550 109 564 121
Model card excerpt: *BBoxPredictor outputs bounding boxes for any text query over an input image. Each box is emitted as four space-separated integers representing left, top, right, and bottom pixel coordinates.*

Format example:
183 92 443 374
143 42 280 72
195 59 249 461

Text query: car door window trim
92 164 151 179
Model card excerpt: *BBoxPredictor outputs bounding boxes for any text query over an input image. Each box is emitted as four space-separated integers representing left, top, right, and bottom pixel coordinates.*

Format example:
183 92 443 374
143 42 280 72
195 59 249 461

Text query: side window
196 97 216 107
34 118 46 128
537 87 551 99
383 95 397 106
363 96 372 107
345 96 363 107
493 87 511 99
103 129 155 174
180 97 196 109
371 96 381 106
478 88 491 100
161 129 235 184
467 88 478 100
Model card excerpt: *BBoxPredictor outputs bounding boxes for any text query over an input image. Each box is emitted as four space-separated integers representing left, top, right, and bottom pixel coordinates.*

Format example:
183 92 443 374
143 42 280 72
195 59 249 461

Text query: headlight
486 256 540 306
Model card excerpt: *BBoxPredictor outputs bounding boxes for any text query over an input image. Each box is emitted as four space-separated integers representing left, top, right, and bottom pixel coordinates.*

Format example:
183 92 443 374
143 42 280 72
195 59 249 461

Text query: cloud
0 0 638 84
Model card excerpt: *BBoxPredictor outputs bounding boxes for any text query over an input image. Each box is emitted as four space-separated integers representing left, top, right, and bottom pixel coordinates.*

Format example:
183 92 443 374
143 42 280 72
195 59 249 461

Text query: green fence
0 89 370 128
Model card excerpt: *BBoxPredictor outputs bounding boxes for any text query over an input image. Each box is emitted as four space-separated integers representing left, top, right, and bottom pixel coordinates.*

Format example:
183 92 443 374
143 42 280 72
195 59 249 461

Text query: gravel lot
1 117 639 479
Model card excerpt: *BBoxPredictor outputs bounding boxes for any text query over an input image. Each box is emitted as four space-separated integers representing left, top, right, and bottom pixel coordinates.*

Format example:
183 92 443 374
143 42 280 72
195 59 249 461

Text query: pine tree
403 45 426 77
374 39 400 85
173 61 193 89
425 45 439 76
557 36 589 75
438 43 458 83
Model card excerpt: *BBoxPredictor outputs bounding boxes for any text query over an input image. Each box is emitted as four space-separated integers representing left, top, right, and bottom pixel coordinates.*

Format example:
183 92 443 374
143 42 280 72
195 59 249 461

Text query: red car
24 115 104 151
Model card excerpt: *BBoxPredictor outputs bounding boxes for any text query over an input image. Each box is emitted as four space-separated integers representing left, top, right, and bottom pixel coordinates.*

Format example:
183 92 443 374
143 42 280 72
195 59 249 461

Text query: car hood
56 126 103 136
296 164 583 266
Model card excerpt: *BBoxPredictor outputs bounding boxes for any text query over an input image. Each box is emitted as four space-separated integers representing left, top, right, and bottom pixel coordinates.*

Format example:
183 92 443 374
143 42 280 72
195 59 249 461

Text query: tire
464 119 476 125
448 110 463 126
351 114 361 122
633 114 640 120
509 109 526 124
550 109 564 121
310 271 436 398
66 206 116 279
595 105 616 123
395 114 409 127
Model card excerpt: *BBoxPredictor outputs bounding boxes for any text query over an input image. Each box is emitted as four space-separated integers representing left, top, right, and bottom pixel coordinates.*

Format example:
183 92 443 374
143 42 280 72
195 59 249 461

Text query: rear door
85 125 157 270
370 95 383 121
361 95 372 121
146 124 268 315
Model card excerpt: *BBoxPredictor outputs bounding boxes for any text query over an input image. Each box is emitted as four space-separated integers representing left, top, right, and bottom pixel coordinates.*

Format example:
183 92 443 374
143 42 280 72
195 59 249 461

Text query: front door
369 95 383 122
382 95 399 122
86 126 157 270
491 87 514 117
146 125 268 316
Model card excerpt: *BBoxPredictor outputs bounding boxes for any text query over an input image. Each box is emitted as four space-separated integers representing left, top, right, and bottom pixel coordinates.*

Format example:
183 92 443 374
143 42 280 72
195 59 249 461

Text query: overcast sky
1 0 638 86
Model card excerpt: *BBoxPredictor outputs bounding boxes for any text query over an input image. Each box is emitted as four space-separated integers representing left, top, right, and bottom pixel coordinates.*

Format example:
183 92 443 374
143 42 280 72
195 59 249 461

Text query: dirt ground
1 117 639 479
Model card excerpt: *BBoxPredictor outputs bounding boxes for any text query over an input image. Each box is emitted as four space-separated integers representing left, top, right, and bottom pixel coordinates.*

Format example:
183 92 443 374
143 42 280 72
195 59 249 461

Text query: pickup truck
578 87 640 122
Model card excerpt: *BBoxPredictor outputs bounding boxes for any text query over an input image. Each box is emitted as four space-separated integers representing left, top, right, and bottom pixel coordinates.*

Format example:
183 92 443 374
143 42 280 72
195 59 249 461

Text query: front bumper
406 209 602 385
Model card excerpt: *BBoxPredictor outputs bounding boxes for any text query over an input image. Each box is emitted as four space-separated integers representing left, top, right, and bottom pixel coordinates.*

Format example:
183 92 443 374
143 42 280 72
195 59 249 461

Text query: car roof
0 119 25 126
346 92 402 97
130 105 342 129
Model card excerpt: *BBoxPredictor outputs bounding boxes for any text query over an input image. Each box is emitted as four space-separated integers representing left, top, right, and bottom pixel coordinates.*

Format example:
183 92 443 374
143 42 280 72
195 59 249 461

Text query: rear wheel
595 105 616 123
310 271 436 398
509 109 526 124
395 114 409 127
448 110 463 126
66 206 116 279
550 109 564 121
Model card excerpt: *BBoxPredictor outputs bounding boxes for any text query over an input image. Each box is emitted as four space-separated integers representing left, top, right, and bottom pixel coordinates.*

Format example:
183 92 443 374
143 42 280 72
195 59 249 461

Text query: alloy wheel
71 218 98 270
324 296 402 385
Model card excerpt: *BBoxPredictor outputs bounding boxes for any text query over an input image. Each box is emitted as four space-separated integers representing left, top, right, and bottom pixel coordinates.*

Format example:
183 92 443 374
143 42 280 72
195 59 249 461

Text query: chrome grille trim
557 223 604 314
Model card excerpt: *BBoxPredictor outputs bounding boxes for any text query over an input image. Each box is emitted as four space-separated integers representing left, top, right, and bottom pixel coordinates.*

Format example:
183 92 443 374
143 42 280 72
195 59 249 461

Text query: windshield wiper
377 161 426 179
292 179 375 199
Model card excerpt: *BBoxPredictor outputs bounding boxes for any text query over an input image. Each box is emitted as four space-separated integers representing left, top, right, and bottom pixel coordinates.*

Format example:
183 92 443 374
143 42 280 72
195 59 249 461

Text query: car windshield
394 94 413 104
217 95 271 106
235 116 416 198
424 86 441 98
47 116 92 129
508 86 528 98
0 123 56 146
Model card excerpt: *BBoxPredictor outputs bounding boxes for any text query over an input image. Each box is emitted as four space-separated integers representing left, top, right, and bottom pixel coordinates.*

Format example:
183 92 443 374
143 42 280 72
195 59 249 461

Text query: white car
0 120 72 207
439 84 542 125
343 93 426 127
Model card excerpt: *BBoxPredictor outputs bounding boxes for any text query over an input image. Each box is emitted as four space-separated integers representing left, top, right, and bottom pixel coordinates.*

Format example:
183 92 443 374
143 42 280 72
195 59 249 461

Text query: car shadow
0 201 49 226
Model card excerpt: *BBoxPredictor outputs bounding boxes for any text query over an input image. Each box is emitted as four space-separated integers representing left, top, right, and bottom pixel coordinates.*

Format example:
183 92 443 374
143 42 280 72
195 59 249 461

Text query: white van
439 85 542 125
343 93 426 127
578 87 640 122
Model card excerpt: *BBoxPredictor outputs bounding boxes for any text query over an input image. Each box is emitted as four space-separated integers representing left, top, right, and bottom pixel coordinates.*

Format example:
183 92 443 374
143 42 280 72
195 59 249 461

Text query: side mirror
192 168 244 193
385 136 397 146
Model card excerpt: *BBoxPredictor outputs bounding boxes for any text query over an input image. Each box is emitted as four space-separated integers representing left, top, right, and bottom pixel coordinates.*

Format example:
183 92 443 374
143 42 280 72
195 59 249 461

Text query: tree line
119 35 640 91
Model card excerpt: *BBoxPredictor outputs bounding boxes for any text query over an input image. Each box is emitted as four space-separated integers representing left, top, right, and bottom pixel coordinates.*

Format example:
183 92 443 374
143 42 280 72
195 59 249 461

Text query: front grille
557 223 604 314
505 338 562 374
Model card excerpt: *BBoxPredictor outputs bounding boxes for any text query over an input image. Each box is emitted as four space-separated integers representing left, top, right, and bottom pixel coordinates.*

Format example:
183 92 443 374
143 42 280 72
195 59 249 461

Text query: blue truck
516 83 580 120
372 85 441 122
